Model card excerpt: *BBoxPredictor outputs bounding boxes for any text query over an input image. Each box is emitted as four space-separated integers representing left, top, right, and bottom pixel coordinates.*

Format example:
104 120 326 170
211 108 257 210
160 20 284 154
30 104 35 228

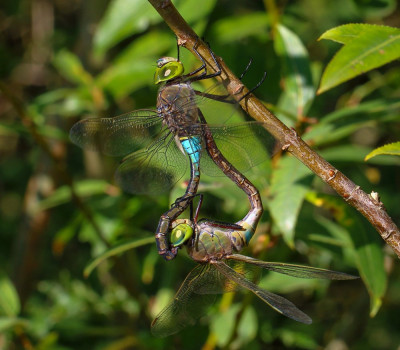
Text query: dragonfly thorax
187 221 238 263
157 82 201 137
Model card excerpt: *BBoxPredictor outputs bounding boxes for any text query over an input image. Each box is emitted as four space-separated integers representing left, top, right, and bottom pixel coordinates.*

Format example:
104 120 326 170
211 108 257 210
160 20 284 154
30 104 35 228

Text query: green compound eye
170 223 193 247
154 57 184 84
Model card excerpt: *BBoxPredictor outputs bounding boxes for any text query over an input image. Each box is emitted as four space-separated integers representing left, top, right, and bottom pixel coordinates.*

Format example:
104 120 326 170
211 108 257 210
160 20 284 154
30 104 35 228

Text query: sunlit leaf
268 156 313 247
275 24 315 121
0 273 20 317
318 24 400 93
97 59 154 99
318 23 375 44
94 0 217 56
93 0 160 56
365 141 400 161
114 31 174 65
84 237 154 277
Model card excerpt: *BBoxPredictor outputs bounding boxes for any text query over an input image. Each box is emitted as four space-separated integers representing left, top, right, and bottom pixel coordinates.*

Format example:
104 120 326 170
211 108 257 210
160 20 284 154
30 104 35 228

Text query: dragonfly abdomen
180 136 201 170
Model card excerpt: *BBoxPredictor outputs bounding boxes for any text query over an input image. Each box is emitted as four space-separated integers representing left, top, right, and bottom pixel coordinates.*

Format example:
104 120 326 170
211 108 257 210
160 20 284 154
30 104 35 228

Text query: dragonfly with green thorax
70 42 271 260
151 194 358 337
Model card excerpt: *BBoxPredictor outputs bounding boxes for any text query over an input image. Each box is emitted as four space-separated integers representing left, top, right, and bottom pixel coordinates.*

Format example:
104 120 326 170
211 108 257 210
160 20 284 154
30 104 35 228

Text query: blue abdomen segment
180 136 201 171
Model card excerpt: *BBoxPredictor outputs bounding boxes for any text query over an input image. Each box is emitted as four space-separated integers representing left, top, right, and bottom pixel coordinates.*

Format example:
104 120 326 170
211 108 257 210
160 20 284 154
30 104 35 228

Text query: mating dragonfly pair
70 41 357 337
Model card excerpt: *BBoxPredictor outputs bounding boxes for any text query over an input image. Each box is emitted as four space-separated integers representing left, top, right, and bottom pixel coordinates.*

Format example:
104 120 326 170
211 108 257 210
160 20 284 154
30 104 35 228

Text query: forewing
151 264 217 338
176 80 239 125
200 122 275 177
69 109 162 156
214 261 312 324
115 134 187 195
228 254 358 280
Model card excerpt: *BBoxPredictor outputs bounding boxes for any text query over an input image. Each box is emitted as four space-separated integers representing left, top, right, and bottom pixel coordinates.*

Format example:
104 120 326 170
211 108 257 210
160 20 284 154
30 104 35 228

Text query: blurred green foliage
1 0 400 349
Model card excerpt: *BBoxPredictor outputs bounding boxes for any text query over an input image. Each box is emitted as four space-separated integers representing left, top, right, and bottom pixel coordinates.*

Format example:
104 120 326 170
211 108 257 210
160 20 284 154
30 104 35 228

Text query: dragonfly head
170 219 193 247
154 57 184 84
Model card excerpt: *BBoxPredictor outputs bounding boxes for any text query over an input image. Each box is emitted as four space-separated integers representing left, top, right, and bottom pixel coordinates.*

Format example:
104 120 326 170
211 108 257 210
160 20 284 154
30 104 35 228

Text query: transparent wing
69 109 162 156
151 264 217 338
194 259 261 294
214 261 312 324
199 121 275 177
227 254 358 280
162 80 241 126
115 134 187 195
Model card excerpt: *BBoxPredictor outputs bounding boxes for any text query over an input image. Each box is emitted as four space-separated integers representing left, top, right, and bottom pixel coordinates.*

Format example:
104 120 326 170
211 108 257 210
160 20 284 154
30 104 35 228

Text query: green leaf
38 180 113 212
178 0 217 25
114 31 174 65
320 144 400 166
318 24 400 93
365 141 400 161
268 156 313 247
301 192 386 316
277 328 319 349
97 58 154 99
94 0 217 56
210 12 269 44
53 50 93 86
318 23 376 44
275 24 315 120
211 303 239 347
93 0 160 56
0 317 28 332
348 215 386 316
237 305 257 344
84 237 154 277
304 99 400 146
260 272 319 294
307 194 386 316
0 273 20 317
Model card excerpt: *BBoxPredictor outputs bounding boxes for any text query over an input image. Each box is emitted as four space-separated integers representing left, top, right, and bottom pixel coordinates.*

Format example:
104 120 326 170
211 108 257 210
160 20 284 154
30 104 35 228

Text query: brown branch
148 0 400 258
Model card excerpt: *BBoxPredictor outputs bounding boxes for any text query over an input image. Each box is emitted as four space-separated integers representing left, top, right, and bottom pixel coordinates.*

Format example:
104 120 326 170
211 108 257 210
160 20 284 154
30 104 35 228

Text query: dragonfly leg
239 58 253 80
184 41 222 82
182 40 207 78
193 194 203 222
238 71 267 102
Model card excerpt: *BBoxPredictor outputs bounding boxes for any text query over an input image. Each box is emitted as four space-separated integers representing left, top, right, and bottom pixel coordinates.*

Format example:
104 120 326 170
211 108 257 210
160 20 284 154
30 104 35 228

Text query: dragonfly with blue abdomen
150 194 359 337
70 41 272 260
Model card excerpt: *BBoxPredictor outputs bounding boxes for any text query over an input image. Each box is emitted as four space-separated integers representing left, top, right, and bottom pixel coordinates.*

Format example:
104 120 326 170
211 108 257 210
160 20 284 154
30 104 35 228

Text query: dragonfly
70 41 272 260
151 195 358 337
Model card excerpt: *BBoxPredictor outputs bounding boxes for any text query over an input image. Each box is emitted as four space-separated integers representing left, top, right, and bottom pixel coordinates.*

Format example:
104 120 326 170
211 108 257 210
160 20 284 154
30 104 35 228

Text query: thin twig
147 0 400 258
